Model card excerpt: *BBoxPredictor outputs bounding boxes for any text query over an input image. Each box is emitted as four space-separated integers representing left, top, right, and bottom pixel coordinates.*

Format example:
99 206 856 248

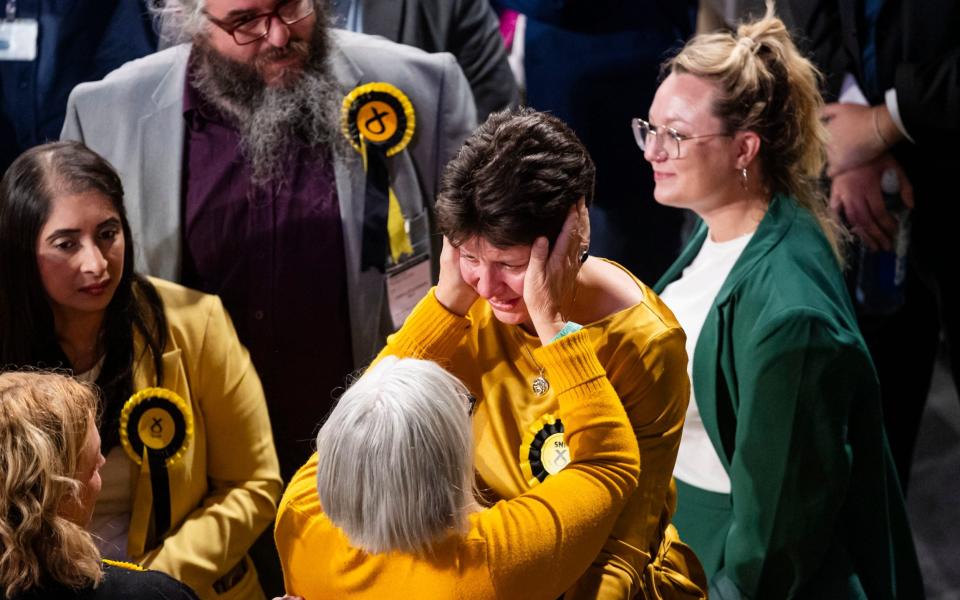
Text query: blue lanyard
862 0 884 96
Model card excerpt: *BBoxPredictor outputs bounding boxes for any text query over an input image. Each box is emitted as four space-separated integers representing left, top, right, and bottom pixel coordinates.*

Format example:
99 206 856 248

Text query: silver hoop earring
740 167 748 191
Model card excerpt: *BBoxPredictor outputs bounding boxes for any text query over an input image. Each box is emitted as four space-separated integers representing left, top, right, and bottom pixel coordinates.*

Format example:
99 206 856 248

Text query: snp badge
341 82 415 157
120 387 193 538
520 414 571 486
341 82 417 272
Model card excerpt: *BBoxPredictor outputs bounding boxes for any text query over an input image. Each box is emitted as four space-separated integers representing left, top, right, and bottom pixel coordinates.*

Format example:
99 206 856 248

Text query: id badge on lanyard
0 1 38 61
385 253 431 330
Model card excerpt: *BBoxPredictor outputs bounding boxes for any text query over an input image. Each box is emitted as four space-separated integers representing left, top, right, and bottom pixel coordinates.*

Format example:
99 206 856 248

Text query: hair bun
737 35 759 53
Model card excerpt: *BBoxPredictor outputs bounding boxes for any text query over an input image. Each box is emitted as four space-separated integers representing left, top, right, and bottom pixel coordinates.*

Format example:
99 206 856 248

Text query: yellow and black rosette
519 413 571 486
341 82 415 157
120 387 193 538
341 82 416 272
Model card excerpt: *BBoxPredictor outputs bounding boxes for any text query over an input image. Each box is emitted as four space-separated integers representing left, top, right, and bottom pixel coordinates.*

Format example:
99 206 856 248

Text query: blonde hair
668 1 847 262
0 371 102 597
315 357 479 554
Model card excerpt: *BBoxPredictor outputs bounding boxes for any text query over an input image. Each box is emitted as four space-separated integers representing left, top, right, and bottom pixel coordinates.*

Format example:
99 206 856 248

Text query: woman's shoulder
143 277 226 325
280 453 322 516
145 277 217 308
573 259 643 321
725 256 861 349
94 561 199 599
733 226 851 319
577 259 683 335
134 278 234 360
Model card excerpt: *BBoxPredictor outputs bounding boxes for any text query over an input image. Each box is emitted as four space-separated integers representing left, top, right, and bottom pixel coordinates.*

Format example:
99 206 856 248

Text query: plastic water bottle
855 168 911 315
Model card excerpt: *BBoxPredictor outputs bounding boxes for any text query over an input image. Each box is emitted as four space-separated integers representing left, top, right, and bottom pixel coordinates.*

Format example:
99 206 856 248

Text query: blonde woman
642 4 923 597
0 371 198 599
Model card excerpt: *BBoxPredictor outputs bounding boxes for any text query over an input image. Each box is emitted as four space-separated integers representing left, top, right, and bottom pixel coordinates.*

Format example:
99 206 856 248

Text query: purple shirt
182 80 353 478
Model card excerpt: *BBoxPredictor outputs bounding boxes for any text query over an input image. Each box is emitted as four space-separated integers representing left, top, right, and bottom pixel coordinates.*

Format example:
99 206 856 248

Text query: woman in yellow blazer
0 141 281 599
275 206 641 598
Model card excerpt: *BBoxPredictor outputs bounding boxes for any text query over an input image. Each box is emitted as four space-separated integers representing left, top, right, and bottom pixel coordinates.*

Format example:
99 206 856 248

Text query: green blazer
654 195 922 599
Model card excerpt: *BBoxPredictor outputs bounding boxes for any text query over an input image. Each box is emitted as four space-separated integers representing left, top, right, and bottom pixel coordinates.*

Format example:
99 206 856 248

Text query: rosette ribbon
120 387 193 554
341 82 416 272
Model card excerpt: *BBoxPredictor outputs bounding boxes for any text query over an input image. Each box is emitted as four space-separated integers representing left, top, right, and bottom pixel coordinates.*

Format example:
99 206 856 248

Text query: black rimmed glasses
205 0 314 46
631 117 731 159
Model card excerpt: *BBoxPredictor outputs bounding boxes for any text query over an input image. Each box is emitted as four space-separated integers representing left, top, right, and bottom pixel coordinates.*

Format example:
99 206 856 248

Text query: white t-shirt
660 231 753 493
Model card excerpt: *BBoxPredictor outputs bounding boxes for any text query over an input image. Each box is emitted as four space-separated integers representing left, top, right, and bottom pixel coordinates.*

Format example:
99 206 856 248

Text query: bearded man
61 0 476 484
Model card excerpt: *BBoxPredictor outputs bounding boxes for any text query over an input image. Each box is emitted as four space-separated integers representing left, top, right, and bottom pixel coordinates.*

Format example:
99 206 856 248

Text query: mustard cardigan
275 324 640 599
379 277 702 599
127 279 282 600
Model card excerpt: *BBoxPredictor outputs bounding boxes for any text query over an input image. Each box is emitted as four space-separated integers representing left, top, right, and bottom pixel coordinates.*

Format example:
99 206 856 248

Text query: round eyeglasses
631 117 731 159
205 0 315 46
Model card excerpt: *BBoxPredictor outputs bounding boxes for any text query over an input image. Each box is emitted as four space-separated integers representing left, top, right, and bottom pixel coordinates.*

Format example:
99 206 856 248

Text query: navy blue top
13 562 199 600
0 0 157 171
492 0 696 282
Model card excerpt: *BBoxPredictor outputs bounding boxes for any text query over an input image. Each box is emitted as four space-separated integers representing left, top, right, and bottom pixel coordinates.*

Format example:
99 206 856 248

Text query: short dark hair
0 141 167 451
437 108 595 248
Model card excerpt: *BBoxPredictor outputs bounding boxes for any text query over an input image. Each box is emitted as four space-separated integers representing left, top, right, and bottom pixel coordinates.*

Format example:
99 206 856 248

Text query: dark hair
0 141 168 451
437 108 595 248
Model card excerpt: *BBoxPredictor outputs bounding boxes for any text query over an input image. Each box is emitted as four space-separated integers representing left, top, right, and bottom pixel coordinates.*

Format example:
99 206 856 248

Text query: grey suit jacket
346 0 518 120
61 29 477 367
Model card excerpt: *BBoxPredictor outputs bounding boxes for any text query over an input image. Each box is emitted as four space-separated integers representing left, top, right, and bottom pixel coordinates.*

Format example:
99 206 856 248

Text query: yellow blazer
128 278 282 599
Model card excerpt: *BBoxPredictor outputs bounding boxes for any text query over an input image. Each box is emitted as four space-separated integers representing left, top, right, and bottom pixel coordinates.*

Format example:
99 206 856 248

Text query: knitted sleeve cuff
533 330 605 396
386 287 472 360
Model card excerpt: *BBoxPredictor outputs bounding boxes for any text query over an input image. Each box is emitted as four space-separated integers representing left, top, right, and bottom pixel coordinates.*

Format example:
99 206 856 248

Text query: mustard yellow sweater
385 276 697 598
275 329 640 599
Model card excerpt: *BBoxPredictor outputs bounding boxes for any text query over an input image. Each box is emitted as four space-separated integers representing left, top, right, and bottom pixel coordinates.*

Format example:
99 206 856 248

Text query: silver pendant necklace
515 328 550 396
530 371 550 396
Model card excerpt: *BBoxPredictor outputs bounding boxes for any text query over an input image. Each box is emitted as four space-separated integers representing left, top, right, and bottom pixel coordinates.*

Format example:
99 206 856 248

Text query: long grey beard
189 29 344 185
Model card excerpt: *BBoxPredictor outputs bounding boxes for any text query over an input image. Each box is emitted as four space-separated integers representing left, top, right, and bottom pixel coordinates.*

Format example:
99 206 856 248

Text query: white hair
315 357 478 554
151 0 209 46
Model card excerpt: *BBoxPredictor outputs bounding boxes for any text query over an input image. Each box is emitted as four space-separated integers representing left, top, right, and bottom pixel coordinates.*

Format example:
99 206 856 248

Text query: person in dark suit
788 0 960 490
329 0 519 120
0 0 157 174
494 0 697 284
